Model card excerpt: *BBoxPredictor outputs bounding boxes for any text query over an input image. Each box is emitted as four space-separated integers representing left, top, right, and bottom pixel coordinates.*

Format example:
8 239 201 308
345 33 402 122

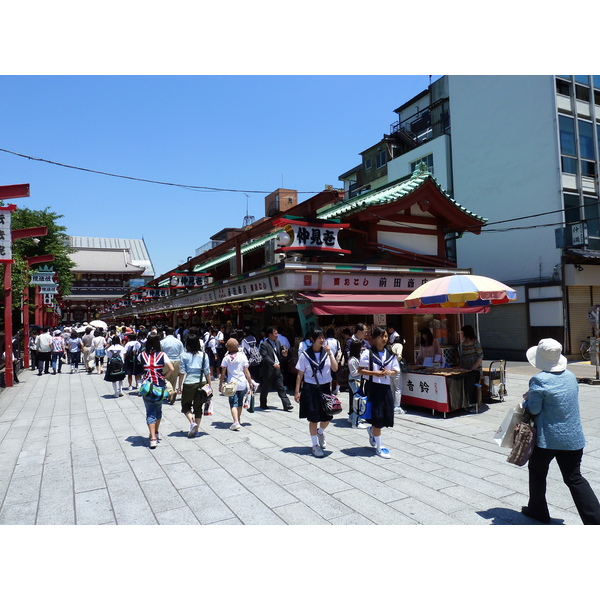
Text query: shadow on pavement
476 507 565 525
125 435 149 447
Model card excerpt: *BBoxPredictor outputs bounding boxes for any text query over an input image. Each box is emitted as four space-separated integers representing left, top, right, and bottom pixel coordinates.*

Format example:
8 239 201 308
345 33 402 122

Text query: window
564 193 581 224
578 120 595 160
364 158 372 170
581 161 596 177
595 89 600 106
575 75 590 86
559 116 576 156
575 85 590 102
594 76 600 90
561 156 577 174
410 154 434 175
556 78 571 96
584 197 600 239
376 150 387 169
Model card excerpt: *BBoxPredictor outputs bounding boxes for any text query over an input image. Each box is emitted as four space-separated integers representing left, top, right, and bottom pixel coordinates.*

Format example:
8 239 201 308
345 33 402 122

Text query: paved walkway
1 361 599 525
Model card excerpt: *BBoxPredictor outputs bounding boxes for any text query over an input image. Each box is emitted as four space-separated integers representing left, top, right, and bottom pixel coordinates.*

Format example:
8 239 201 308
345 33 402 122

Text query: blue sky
0 75 439 278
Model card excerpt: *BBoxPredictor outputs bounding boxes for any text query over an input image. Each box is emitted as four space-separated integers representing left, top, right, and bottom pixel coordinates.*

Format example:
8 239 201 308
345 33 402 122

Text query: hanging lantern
182 310 191 320
202 307 211 318
254 300 266 313
222 305 232 316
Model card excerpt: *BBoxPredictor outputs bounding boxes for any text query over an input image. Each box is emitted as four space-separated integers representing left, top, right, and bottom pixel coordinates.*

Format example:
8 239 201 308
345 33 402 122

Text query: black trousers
527 446 600 524
37 352 51 374
259 369 291 409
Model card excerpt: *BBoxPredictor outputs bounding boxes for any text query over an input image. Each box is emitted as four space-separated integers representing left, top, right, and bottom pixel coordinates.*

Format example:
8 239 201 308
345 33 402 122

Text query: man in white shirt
35 327 53 375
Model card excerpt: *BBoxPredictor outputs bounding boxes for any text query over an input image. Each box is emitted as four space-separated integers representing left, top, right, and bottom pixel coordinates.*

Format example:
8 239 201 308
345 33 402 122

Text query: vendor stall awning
299 292 490 316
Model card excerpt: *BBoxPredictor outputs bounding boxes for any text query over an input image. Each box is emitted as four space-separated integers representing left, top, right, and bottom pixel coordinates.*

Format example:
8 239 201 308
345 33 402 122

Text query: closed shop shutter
593 286 600 305
568 286 592 354
478 303 528 351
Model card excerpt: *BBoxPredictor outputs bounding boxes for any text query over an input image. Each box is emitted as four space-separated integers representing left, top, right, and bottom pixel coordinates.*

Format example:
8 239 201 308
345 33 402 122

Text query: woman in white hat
522 338 600 524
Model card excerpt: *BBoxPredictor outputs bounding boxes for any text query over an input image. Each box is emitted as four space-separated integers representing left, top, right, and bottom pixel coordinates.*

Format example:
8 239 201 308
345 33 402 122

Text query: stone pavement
1 360 599 525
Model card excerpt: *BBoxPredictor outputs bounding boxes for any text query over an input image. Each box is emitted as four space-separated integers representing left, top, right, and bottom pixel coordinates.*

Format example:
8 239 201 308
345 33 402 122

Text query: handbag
494 403 525 447
507 410 536 466
222 381 238 397
321 393 343 416
201 383 214 398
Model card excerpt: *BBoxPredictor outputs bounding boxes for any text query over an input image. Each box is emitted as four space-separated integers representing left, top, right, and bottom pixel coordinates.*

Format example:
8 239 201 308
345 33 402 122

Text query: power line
0 147 320 195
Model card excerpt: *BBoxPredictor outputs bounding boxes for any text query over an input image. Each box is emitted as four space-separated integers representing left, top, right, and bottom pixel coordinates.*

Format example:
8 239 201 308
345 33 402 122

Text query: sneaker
317 431 327 449
188 422 199 438
230 422 241 431
312 445 324 458
123 386 130 391
368 426 376 447
376 447 391 459
394 406 406 414
149 438 157 449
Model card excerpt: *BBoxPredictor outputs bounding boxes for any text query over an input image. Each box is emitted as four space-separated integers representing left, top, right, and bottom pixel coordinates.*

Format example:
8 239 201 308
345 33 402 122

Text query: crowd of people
23 320 410 458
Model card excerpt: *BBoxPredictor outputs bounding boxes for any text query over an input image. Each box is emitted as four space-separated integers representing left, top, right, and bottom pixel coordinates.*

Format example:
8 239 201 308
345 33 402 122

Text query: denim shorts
229 389 247 408
144 398 163 424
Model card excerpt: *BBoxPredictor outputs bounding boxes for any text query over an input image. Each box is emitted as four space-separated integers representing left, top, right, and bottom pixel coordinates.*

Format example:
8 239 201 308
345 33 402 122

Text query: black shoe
260 404 268 409
284 405 294 411
521 506 551 523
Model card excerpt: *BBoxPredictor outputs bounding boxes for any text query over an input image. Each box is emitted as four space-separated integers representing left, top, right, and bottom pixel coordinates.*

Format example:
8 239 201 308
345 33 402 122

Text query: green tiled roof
318 166 488 223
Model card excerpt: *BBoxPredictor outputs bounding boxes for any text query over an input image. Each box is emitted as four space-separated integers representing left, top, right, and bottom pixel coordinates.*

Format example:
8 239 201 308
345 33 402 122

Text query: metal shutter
478 303 528 351
567 286 592 354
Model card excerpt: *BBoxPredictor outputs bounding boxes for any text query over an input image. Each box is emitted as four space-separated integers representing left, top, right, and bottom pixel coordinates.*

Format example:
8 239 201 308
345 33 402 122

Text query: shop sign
30 271 56 285
217 276 271 300
0 207 13 262
39 284 59 295
402 373 446 406
273 218 350 254
321 273 434 292
169 272 209 288
143 287 170 299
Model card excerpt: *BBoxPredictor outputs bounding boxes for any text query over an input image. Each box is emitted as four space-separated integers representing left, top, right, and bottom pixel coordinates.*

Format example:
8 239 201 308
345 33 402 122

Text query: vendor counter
402 367 481 415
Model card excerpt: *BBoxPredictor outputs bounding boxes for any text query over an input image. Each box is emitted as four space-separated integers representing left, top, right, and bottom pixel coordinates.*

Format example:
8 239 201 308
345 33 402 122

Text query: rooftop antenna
242 193 255 227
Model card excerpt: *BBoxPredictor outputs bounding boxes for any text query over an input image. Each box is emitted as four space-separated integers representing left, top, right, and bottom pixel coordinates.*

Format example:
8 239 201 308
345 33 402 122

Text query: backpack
108 354 126 376
244 338 262 366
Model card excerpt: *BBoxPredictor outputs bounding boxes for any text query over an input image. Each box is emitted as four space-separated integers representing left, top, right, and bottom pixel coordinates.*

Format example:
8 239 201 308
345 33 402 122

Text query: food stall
402 366 481 415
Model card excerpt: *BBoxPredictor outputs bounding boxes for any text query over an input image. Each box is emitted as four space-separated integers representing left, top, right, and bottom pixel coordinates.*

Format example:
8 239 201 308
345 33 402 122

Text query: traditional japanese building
109 167 487 361
61 237 154 324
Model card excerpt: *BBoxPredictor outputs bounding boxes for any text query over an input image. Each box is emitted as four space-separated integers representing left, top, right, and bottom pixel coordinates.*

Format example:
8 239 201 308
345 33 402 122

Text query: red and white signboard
273 218 350 254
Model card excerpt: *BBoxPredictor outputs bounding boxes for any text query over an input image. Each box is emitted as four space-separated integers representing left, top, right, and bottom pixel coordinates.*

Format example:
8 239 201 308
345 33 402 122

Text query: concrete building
339 75 600 359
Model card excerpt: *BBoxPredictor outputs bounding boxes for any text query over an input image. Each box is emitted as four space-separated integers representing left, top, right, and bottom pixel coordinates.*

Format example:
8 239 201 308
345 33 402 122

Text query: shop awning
299 292 490 316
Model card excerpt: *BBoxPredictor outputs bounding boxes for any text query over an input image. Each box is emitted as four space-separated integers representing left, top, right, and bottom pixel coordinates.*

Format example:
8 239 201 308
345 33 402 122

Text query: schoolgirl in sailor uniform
294 328 338 458
358 326 399 459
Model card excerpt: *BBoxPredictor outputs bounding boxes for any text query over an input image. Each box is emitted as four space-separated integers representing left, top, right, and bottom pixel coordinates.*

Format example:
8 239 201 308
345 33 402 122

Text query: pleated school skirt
366 381 395 429
299 381 332 423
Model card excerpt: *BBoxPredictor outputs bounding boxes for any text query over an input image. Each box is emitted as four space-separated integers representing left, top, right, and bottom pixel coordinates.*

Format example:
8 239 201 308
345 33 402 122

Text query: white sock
311 435 319 447
317 427 325 436
374 435 382 450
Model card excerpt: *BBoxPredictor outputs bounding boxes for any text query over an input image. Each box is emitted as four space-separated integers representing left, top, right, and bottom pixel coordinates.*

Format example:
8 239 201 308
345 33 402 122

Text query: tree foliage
7 206 76 308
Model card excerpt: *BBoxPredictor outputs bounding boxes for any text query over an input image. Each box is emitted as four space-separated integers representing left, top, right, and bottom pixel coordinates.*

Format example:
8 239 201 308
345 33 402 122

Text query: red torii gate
1 184 50 387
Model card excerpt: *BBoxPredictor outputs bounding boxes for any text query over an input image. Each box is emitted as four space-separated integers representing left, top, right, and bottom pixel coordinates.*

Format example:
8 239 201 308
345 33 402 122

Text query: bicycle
580 337 591 361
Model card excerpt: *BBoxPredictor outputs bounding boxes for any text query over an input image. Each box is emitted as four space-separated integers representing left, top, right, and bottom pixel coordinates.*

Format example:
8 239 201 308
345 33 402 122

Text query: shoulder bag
507 410 536 466
304 349 343 416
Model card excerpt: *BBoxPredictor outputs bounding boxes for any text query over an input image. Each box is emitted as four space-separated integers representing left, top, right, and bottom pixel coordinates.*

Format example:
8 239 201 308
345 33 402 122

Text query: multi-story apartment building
339 75 600 359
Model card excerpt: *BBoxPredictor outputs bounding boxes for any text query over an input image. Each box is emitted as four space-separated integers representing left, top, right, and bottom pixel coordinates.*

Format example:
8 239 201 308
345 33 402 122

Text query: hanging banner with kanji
0 205 15 262
273 218 350 254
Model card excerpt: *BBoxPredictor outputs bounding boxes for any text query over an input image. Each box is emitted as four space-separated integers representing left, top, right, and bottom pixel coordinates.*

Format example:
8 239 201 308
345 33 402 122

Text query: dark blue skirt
299 381 332 423
365 381 394 428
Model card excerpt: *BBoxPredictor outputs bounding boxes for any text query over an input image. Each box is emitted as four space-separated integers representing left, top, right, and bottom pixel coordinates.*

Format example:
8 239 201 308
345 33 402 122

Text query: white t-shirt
296 349 333 385
220 351 250 391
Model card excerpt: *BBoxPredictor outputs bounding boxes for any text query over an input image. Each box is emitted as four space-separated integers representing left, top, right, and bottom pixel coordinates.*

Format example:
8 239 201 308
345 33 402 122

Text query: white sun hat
526 338 568 373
